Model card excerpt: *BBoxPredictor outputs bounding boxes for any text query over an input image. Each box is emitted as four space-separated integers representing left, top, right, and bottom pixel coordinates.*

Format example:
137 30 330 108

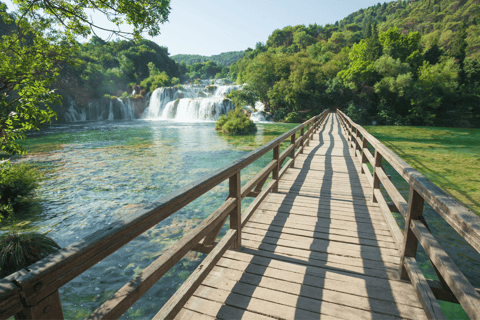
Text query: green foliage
0 0 172 152
215 108 257 135
0 10 70 154
227 86 256 108
0 161 43 220
284 112 301 123
171 51 244 67
0 232 60 278
140 62 171 92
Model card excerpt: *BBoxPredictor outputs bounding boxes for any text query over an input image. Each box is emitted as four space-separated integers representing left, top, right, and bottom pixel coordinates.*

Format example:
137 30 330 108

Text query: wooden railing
0 109 330 320
337 109 480 320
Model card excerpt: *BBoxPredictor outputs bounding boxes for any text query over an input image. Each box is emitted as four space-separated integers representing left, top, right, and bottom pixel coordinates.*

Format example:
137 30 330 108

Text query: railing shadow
215 114 331 318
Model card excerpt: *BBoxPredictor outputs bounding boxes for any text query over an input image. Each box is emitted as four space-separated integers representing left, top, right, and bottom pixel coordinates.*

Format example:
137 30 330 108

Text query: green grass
364 125 480 217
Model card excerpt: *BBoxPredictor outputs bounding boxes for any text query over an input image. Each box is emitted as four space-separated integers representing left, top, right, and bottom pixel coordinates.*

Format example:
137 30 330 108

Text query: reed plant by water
0 231 60 278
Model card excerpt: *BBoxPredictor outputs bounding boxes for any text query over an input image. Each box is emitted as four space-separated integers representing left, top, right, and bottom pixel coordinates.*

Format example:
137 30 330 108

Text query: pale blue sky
4 0 394 56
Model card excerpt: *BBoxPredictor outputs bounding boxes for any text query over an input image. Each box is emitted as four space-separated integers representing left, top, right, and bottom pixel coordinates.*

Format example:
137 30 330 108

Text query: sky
4 0 394 56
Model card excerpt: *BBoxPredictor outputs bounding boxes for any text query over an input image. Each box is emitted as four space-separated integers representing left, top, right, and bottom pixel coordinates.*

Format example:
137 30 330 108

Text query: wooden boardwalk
3 109 478 320
175 113 429 319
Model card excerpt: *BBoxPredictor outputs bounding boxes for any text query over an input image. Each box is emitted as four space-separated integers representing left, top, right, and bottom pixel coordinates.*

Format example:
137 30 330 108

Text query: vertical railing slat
229 172 241 250
400 186 425 280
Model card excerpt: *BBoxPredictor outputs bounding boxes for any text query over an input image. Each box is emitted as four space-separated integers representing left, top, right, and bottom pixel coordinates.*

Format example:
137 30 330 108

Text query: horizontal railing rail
337 109 480 320
0 109 330 320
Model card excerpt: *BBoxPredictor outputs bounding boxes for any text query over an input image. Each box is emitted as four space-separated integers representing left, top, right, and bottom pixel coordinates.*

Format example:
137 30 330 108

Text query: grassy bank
364 125 480 217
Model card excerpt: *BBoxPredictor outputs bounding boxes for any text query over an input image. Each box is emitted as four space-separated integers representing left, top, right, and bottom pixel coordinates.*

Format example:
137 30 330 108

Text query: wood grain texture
411 219 480 320
404 257 446 320
153 229 236 320
86 198 236 319
337 109 480 254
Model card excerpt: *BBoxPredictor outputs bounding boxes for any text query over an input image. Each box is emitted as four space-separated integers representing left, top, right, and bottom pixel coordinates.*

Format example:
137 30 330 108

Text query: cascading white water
64 97 136 122
250 101 268 122
143 81 238 121
64 100 86 122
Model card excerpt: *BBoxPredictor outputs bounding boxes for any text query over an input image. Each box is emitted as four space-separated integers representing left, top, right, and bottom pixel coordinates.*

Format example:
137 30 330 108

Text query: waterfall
64 99 86 122
250 102 269 122
143 82 238 121
64 97 136 122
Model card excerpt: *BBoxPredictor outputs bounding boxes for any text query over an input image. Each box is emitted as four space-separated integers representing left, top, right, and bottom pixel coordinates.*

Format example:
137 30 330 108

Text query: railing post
273 145 279 193
360 136 368 174
300 127 305 154
306 124 310 147
372 150 382 203
229 172 241 250
15 289 64 320
290 133 296 168
399 186 425 280
355 127 361 156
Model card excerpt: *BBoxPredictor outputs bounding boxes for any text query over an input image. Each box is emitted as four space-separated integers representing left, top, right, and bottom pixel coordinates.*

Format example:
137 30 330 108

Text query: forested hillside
171 51 244 66
228 0 480 127
57 37 180 106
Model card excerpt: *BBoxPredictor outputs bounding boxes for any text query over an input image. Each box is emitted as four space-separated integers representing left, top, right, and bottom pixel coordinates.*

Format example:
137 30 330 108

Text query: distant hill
171 51 245 66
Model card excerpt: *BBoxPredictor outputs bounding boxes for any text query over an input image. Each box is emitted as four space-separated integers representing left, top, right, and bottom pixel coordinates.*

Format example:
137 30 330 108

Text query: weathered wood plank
229 172 241 250
211 261 418 308
240 160 276 199
400 187 425 280
253 209 392 232
240 232 400 263
153 229 236 320
404 257 446 320
241 180 277 228
374 189 405 251
248 214 396 241
244 221 397 248
181 295 271 320
221 251 412 295
376 168 408 217
0 279 23 320
411 219 480 320
206 266 427 319
85 198 236 320
338 110 480 254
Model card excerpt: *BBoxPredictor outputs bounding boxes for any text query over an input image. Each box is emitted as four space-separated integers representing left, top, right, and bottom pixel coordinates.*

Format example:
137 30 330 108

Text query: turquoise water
3 120 296 319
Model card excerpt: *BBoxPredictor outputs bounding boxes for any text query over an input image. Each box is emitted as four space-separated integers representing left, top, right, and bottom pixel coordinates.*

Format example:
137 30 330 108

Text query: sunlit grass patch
364 125 480 217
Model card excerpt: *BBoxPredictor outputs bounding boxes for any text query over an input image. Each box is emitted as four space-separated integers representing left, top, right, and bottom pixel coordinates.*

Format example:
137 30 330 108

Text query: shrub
193 79 200 85
284 112 302 123
273 108 288 121
110 95 118 100
176 84 184 90
103 94 111 99
0 232 60 278
121 91 129 99
215 108 257 135
0 161 42 221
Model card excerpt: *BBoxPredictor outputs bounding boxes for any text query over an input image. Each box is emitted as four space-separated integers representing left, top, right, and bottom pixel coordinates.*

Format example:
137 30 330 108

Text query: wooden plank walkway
175 113 429 320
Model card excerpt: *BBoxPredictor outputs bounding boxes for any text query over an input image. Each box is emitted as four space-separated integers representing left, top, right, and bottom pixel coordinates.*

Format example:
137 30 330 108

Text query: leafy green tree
363 22 382 61
1 0 171 154
424 42 444 65
410 58 459 124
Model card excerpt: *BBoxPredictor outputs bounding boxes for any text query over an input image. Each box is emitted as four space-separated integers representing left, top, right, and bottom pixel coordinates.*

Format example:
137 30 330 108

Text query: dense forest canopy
227 0 480 127
2 0 480 144
171 51 245 66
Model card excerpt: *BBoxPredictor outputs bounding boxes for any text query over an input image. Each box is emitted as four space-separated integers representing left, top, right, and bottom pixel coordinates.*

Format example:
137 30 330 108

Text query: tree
0 0 171 154
424 42 443 65
363 22 383 61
